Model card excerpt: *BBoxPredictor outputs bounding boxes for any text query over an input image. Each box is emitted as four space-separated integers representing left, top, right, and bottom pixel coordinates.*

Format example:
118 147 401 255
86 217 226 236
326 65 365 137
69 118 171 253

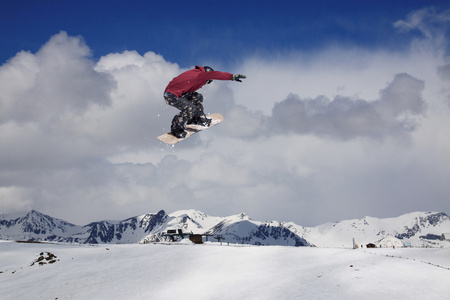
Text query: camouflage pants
164 92 207 132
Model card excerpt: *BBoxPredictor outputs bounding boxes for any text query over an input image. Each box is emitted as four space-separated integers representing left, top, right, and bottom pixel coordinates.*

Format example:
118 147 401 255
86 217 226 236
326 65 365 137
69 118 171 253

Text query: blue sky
2 0 448 67
1 1 450 226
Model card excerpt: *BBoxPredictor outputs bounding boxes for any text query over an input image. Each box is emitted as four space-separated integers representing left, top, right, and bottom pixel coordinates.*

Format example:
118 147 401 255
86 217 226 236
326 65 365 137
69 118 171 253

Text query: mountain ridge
1 210 449 247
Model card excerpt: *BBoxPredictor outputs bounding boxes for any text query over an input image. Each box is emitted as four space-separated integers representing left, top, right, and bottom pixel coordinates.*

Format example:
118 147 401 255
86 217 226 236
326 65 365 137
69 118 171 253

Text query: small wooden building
189 234 203 244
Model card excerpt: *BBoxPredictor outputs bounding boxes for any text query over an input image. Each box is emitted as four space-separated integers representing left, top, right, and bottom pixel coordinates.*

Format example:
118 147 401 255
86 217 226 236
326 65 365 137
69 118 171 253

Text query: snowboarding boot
171 126 187 138
187 116 212 127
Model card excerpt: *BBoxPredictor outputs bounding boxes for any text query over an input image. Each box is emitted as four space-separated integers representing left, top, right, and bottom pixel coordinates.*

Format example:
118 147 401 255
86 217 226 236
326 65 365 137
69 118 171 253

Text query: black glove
232 74 246 82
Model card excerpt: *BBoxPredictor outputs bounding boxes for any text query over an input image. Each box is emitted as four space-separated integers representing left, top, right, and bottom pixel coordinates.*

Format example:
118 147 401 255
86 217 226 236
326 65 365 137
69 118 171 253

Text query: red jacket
164 66 233 98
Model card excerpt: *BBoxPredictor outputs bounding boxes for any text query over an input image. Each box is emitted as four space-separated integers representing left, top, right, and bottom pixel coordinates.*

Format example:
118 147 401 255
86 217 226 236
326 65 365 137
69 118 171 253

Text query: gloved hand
232 74 246 82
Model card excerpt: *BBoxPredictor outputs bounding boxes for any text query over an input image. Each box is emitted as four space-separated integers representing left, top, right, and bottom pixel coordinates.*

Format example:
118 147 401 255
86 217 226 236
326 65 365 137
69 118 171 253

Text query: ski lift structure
162 228 214 244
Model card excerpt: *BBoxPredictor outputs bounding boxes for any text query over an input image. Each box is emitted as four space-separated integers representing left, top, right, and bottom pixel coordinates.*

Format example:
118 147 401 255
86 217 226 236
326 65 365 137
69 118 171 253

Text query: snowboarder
163 66 246 138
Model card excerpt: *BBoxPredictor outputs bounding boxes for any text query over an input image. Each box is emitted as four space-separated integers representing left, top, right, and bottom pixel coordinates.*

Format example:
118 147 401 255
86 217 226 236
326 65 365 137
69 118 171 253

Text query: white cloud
394 7 450 41
0 187 33 212
0 31 114 124
268 73 426 141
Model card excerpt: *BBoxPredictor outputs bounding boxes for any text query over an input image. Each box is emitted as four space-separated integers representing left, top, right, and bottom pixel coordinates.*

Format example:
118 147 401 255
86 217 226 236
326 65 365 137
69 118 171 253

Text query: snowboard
157 113 224 145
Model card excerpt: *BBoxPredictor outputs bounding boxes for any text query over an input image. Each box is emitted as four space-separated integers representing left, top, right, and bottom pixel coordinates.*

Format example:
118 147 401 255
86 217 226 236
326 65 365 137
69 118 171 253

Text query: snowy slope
0 241 449 300
1 210 449 248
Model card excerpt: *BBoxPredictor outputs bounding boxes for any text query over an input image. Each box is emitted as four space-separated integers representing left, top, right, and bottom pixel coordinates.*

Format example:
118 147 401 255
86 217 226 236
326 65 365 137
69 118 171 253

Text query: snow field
0 241 449 300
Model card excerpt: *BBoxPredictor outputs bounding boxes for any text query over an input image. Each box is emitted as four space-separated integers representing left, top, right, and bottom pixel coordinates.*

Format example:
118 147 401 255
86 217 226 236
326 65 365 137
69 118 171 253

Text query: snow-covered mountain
0 210 167 244
1 210 449 247
286 211 450 248
67 210 168 244
0 210 80 241
140 210 311 246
